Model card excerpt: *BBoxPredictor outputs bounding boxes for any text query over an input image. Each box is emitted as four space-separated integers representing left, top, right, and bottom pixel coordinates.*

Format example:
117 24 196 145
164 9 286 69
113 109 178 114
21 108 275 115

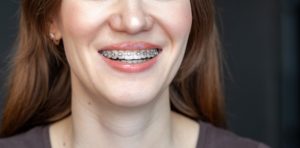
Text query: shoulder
197 121 271 148
0 126 50 148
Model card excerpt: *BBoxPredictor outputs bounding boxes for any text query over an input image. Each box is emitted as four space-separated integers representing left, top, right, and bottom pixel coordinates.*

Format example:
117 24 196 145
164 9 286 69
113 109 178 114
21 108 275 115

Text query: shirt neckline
44 121 205 148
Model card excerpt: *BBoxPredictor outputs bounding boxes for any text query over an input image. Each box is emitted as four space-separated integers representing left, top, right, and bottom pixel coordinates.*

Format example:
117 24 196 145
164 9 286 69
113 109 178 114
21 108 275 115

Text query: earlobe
49 19 62 45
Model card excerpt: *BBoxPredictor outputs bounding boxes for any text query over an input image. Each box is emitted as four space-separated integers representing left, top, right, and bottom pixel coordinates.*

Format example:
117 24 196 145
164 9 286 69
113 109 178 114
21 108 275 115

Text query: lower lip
100 55 159 73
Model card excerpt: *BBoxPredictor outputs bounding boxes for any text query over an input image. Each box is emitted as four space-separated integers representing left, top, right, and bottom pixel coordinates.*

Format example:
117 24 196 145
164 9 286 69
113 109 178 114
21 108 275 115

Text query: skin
49 0 199 148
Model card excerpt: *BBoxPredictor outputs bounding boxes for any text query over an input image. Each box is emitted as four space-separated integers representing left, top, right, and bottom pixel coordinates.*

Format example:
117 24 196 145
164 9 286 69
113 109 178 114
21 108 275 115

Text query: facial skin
52 0 192 109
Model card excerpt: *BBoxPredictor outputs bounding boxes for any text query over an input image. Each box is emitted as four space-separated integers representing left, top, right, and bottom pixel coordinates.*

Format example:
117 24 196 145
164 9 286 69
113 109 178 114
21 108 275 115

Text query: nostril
108 14 123 31
144 15 154 30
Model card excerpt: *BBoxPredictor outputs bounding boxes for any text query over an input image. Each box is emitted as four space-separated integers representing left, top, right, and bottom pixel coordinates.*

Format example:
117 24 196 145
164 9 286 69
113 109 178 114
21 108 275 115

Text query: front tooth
134 51 141 60
125 52 132 60
136 51 141 55
126 51 131 56
117 51 123 59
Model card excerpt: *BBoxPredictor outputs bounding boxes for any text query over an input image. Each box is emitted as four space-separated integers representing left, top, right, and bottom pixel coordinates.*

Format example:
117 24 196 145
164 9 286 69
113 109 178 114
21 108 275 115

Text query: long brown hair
0 0 225 137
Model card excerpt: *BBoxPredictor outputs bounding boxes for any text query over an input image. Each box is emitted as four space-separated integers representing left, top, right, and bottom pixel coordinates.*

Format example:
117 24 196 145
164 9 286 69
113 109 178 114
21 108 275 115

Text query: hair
0 0 225 137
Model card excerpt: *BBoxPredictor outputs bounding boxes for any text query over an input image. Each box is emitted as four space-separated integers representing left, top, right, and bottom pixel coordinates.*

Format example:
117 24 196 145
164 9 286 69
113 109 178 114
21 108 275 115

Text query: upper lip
99 41 162 51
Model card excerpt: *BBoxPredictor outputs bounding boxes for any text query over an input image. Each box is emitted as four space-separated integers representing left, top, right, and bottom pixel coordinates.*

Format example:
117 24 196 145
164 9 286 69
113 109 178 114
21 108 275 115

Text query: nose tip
126 15 152 33
108 8 154 34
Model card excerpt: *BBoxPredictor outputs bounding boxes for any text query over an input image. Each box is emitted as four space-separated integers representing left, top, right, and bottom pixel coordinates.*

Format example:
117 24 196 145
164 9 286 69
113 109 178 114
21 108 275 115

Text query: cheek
58 1 108 43
155 3 192 41
171 10 192 39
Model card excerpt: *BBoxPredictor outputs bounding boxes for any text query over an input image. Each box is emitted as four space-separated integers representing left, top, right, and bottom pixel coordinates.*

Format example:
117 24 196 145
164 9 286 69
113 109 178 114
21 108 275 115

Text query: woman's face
53 0 192 107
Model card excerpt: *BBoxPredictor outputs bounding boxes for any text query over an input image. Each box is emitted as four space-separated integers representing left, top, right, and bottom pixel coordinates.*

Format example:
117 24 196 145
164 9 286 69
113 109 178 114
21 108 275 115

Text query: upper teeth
99 49 159 60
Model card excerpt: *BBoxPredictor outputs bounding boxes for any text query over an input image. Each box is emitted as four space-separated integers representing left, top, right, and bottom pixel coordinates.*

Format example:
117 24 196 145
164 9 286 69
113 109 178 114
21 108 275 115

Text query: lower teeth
119 59 147 64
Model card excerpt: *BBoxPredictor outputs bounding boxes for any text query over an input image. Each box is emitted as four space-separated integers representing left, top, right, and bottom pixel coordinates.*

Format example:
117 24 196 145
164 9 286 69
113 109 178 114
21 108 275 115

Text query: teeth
120 59 146 64
100 49 159 60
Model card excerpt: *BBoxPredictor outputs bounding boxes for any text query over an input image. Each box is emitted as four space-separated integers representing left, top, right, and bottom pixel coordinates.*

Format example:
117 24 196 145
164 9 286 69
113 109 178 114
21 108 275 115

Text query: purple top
0 121 270 148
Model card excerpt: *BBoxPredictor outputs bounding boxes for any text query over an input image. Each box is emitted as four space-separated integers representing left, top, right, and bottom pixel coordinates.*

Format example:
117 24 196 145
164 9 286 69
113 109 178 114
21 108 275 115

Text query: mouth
98 42 162 73
98 48 161 64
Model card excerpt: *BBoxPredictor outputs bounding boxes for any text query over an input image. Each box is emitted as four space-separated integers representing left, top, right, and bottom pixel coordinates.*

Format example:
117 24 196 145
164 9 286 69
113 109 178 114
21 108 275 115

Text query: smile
98 42 162 73
99 48 160 64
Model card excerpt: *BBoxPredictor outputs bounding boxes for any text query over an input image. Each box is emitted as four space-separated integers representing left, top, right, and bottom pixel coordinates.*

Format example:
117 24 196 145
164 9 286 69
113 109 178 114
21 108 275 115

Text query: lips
98 42 162 73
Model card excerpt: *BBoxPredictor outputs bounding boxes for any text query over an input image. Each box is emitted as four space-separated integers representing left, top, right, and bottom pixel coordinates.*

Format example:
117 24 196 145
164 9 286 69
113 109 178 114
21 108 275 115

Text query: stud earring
49 33 60 45
49 33 55 39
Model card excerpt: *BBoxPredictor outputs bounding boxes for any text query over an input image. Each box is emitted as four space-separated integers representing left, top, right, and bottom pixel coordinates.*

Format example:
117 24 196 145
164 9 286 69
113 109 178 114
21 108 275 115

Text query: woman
0 0 269 147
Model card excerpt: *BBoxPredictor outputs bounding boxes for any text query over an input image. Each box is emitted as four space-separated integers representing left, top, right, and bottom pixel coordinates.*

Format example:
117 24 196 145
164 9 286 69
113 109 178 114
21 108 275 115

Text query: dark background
0 0 299 148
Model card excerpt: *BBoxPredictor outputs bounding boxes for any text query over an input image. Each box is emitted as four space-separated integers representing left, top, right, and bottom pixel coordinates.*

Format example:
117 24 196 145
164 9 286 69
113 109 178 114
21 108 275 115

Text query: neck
63 89 174 148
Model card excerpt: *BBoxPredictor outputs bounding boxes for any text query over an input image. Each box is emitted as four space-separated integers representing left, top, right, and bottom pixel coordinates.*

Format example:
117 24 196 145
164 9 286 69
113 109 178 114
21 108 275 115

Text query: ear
49 17 62 43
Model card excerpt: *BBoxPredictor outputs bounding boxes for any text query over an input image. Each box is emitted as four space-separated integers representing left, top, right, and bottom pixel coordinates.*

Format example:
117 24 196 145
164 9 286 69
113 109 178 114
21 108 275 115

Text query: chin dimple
98 48 160 62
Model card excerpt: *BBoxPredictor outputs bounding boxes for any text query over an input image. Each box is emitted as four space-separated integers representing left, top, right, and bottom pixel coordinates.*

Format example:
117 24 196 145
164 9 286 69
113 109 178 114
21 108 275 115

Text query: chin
100 85 163 108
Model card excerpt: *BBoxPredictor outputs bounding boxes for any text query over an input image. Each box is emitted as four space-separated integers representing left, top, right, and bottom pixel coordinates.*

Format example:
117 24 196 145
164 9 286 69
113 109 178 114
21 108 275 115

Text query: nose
108 1 154 34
